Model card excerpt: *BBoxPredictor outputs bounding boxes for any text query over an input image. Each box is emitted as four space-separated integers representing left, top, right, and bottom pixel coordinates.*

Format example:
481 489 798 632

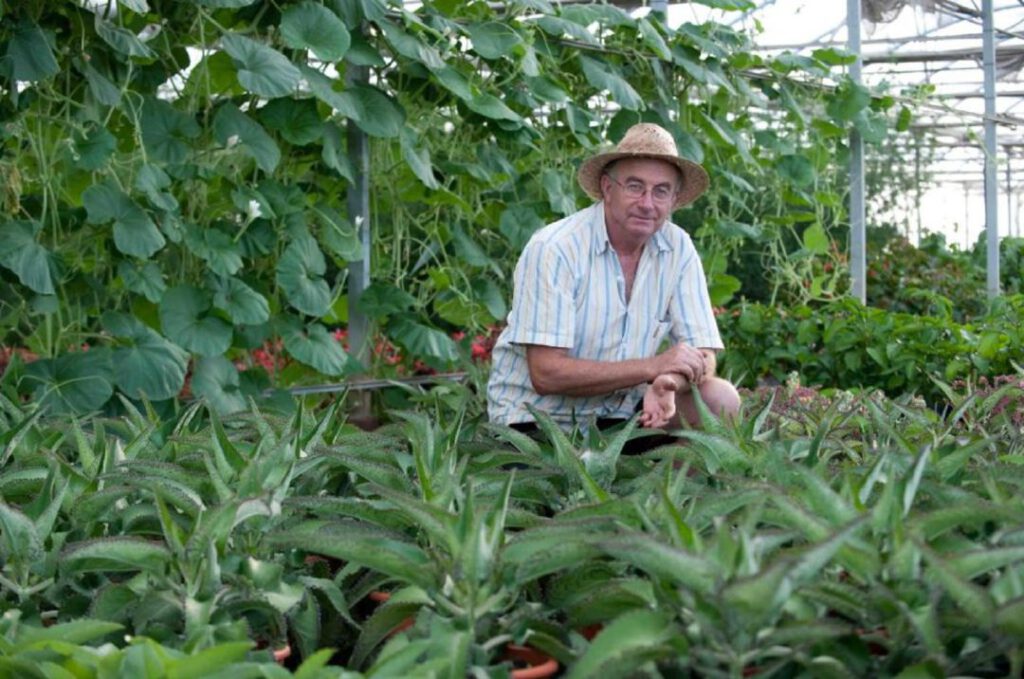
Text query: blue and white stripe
487 202 723 427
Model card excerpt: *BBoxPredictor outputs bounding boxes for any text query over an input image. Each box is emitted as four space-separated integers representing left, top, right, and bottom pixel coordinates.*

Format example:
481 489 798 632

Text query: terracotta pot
578 623 603 640
504 644 559 679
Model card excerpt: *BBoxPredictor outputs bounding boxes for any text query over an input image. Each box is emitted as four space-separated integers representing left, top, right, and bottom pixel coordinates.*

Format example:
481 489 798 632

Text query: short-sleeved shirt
487 202 723 427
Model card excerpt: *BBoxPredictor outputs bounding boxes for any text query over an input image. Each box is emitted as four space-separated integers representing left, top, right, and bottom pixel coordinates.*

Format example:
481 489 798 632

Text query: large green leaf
221 33 300 98
299 65 361 119
184 225 243 277
600 533 716 595
15 619 125 648
213 103 280 173
777 154 815 187
211 276 269 325
0 220 55 294
103 312 188 401
194 0 258 6
344 84 405 138
399 128 440 190
192 356 247 415
387 317 458 364
72 124 116 171
81 59 122 106
826 80 871 123
259 97 324 146
24 350 115 415
466 93 522 122
320 122 355 181
82 181 166 258
118 260 166 303
567 610 678 679
467 21 522 59
378 19 443 70
277 236 332 317
313 202 362 262
280 2 350 62
140 97 200 164
264 519 435 589
579 55 642 110
183 51 241 98
3 20 59 82
0 503 42 563
62 537 171 574
94 18 155 58
159 285 233 357
356 282 415 318
280 317 351 377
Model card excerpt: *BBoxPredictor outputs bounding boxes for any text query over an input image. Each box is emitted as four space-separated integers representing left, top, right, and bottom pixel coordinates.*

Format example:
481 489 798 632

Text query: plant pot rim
504 643 558 679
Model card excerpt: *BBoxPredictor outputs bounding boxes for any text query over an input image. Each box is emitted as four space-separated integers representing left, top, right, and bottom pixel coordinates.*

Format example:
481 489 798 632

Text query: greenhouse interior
1 0 1024 676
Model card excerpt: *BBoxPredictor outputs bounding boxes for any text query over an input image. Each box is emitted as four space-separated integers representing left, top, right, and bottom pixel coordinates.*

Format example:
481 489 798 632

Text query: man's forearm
526 348 656 397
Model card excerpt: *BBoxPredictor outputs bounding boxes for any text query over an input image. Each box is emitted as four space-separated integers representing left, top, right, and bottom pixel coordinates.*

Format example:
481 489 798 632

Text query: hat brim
577 151 709 210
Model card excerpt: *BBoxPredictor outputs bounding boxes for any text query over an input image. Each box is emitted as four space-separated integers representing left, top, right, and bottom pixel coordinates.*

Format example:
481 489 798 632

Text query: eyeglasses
606 174 677 203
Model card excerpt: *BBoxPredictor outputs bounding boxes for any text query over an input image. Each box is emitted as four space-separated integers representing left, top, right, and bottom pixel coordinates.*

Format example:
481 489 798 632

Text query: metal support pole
1005 148 1014 240
345 63 376 428
964 184 970 250
346 65 372 368
847 0 866 303
914 137 922 244
982 0 1000 298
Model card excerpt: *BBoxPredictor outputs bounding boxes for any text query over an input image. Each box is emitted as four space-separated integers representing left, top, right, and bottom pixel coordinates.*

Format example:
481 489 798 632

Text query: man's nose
638 189 656 208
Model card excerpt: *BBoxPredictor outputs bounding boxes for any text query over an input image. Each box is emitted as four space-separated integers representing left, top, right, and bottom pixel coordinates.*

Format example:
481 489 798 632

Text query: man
486 122 740 445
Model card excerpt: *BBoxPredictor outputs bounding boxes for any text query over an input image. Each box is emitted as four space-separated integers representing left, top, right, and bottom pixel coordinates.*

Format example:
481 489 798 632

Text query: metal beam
983 0 1000 298
863 43 1024 65
346 65 372 366
848 0 865 304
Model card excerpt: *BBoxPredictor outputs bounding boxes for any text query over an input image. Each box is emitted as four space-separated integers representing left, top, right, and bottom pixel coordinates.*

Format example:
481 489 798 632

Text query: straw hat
577 123 709 210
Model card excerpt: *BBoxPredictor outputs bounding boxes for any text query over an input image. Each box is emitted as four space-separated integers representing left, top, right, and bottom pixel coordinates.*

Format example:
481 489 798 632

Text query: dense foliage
0 0 911 414
1 380 1023 676
720 293 1024 403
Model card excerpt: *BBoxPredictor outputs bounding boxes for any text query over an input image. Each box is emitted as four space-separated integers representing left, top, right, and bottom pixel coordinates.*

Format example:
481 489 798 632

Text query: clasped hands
639 343 709 429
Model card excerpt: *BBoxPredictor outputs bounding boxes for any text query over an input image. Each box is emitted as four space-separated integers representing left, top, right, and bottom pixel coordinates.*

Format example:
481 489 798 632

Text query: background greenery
1 0 921 415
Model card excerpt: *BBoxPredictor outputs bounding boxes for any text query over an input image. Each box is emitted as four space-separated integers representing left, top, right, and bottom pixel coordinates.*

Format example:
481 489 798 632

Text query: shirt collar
591 201 674 255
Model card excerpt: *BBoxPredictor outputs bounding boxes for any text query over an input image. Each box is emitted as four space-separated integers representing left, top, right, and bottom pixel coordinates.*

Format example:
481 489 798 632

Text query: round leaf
72 124 116 171
221 33 300 99
0 220 55 294
4 20 59 82
24 350 114 415
213 103 280 173
280 317 351 377
211 276 270 325
118 260 166 305
399 128 440 190
140 97 200 165
82 181 166 258
259 97 324 146
103 312 188 401
184 225 243 277
345 84 405 138
280 2 350 62
467 21 522 60
192 356 247 415
276 236 331 317
313 203 362 262
159 285 233 357
387 317 458 364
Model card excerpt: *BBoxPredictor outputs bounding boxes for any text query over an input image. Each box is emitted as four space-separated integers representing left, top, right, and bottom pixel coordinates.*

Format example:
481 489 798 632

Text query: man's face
599 158 681 245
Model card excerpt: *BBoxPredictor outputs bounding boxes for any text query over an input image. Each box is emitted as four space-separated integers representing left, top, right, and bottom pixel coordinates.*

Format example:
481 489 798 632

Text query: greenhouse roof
663 0 1024 190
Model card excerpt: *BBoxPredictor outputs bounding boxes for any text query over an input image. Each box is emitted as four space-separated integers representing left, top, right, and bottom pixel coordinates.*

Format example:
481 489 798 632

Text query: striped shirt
487 202 723 427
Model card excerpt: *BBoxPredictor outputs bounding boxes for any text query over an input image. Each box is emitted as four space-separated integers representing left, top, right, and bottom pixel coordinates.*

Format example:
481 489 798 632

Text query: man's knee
699 377 741 419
